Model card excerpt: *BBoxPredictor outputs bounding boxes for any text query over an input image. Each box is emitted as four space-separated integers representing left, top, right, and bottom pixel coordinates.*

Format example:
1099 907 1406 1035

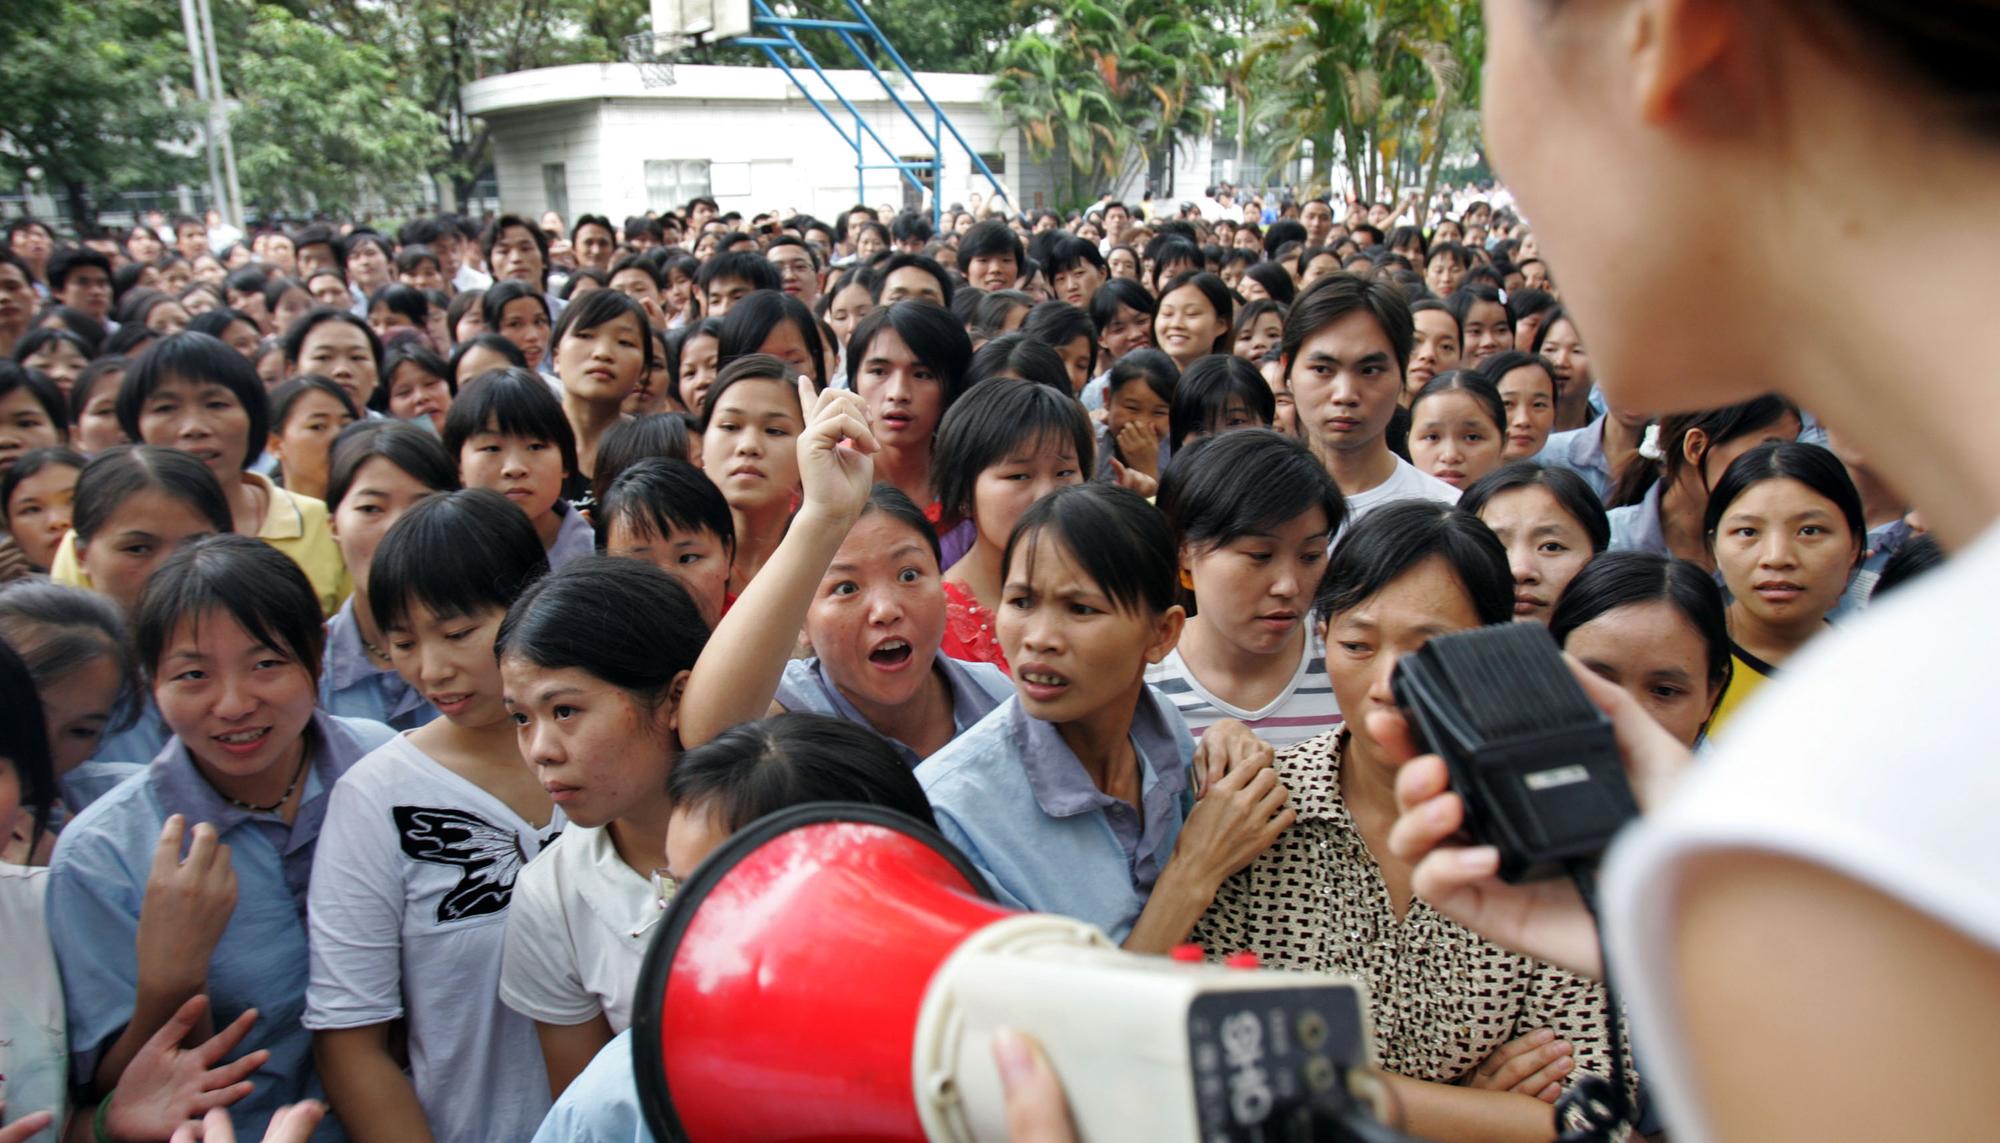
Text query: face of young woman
78 490 218 612
6 461 78 569
1323 555 1485 762
0 387 62 474
854 328 945 453
1302 252 1343 286
310 275 352 310
459 424 566 527
1107 250 1140 281
452 345 515 390
605 518 731 629
997 530 1178 724
1538 318 1590 399
969 433 1085 552
755 320 818 383
1234 313 1284 363
271 288 312 335
297 321 382 410
824 284 874 351
1053 264 1104 309
701 378 803 514
556 311 647 405
1052 336 1094 394
75 380 127 455
1405 310 1463 398
271 389 356 495
498 297 552 371
1712 476 1859 634
1460 300 1514 367
452 306 485 345
384 601 510 729
678 334 720 415
1496 364 1557 459
330 457 439 592
1183 506 1333 659
138 376 251 480
665 270 695 319
806 512 949 710
367 304 422 346
154 608 318 786
386 362 452 431
1155 285 1224 368
214 319 262 361
1098 304 1154 362
22 340 86 392
1409 390 1504 490
1477 485 1596 623
501 660 676 830
35 651 121 776
1107 378 1171 446
1563 600 1720 748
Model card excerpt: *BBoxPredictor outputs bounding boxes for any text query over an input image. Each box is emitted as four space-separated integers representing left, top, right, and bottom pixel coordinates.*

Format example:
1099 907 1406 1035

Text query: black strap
1554 861 1633 1143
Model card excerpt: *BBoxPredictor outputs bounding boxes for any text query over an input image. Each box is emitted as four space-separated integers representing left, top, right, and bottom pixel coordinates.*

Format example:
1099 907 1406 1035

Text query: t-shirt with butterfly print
305 732 565 1143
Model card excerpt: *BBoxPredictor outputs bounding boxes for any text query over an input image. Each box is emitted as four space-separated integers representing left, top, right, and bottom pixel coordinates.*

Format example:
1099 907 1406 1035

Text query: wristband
92 1092 117 1143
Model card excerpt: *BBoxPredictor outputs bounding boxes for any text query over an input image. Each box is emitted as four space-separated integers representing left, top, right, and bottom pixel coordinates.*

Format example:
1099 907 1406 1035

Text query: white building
460 62 1218 223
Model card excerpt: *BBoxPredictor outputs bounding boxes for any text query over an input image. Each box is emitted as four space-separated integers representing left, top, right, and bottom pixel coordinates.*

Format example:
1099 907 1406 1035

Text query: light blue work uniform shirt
917 687 1195 943
532 1029 653 1143
317 597 440 731
46 712 394 1142
773 653 1012 769
547 500 597 569
1535 417 1613 505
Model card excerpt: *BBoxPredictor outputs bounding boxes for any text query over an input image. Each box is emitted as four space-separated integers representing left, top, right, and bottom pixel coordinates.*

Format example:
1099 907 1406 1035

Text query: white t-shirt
1145 628 1342 749
1341 456 1462 522
0 865 65 1135
500 824 661 1033
1603 522 2000 1142
306 733 563 1143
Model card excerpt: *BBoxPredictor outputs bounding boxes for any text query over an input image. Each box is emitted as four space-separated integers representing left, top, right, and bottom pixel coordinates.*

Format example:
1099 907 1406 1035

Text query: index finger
153 814 188 872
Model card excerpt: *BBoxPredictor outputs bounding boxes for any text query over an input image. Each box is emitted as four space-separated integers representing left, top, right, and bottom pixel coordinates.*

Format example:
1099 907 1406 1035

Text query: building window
646 160 713 211
542 164 569 220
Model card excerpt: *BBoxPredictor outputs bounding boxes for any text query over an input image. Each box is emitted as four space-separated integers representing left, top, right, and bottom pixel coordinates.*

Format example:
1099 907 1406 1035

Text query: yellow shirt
1706 646 1775 737
50 472 349 617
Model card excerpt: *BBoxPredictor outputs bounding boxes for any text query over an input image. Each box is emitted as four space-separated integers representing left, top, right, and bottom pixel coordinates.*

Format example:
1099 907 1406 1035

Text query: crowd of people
0 3 1989 1134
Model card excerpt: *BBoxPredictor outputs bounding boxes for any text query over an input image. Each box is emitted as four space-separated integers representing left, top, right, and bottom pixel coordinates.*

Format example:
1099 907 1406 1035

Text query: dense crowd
1 2 1995 1138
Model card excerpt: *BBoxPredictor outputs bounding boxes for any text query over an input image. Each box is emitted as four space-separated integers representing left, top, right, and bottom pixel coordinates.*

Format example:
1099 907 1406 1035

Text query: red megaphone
633 803 1380 1143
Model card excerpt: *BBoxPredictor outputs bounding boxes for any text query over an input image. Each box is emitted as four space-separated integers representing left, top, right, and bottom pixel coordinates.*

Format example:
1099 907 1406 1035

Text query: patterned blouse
1192 730 1630 1095
940 578 1008 672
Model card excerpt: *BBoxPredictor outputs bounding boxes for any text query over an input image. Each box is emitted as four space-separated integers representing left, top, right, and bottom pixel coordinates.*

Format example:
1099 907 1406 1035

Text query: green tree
225 6 443 213
0 0 195 227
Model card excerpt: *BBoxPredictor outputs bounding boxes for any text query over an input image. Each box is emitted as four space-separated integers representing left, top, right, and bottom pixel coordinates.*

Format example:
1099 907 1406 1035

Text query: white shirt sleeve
498 845 601 1026
304 766 409 1030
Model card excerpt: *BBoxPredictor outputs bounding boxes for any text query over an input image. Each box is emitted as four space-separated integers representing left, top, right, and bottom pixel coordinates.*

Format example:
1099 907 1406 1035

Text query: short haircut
395 245 441 276
598 457 734 554
931 377 1094 518
966 289 1026 340
699 352 806 430
0 637 53 844
1262 219 1307 258
482 214 550 286
442 367 580 478
889 210 935 246
48 247 112 294
324 420 460 511
269 375 360 432
1427 241 1472 269
858 481 942 566
1872 535 1944 602
293 224 344 270
1550 550 1732 700
12 328 94 374
1702 440 1866 546
1409 369 1506 435
495 555 710 709
609 252 664 289
71 444 231 547
1169 354 1274 448
695 251 781 296
870 253 954 306
571 213 616 244
958 220 1023 266
1148 238 1205 291
716 290 823 382
1044 234 1106 277
1157 426 1344 573
964 332 1071 393
846 301 975 410
382 337 455 397
368 488 550 630
764 234 819 270
667 712 937 830
1003 482 1175 617
1281 272 1415 378
1021 300 1100 378
0 579 140 739
447 332 529 382
367 283 430 328
592 414 697 505
1317 498 1512 627
1104 348 1179 410
551 287 657 373
135 533 325 684
1473 349 1557 396
117 332 270 468
281 307 385 381
1156 272 1236 355
1242 262 1296 305
480 279 551 332
1088 277 1156 338
0 362 69 441
1458 460 1612 553
1506 286 1558 327
68 356 129 424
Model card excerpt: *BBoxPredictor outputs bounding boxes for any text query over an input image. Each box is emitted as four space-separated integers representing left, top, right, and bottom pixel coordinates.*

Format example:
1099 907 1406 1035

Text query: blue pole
840 0 1008 211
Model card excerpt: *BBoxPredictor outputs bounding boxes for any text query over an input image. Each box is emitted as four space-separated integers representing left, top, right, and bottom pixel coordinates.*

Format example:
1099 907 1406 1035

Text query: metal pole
177 0 227 224
196 0 244 227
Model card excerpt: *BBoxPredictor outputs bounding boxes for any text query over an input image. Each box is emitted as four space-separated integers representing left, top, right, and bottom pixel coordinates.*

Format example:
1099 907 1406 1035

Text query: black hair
1262 219 1307 258
1230 298 1289 347
1446 281 1507 327
482 214 550 287
1526 306 1580 356
1475 349 1558 397
1156 272 1235 352
1158 428 1344 597
442 367 580 478
1871 534 1943 602
847 301 975 410
592 414 698 506
717 290 824 383
186 307 258 344
447 332 529 383
1550 551 1733 707
367 283 430 330
268 375 360 434
609 252 664 290
11 327 92 372
1147 239 1205 292
281 306 386 382
1427 241 1472 271
695 251 782 297
963 332 1070 393
856 481 942 566
444 289 484 343
931 378 1094 520
382 339 456 404
699 353 807 431
47 246 113 294
1281 271 1415 377
871 253 955 306
292 223 344 270
1458 460 1612 553
1022 300 1100 377
663 317 723 407
889 210 936 246
1409 370 1506 437
1043 234 1107 277
571 213 616 244
598 457 735 555
495 555 710 710
116 332 269 468
1241 261 1296 305
1002 482 1176 617
1386 225 1428 261
324 420 460 512
1 446 87 532
1317 499 1512 626
0 361 69 442
1505 287 1557 327
1169 354 1274 449
1087 278 1156 338
667 712 937 828
958 220 1024 267
259 277 311 322
368 488 550 631
37 308 108 359
1609 395 1800 508
967 289 1027 341
0 580 142 746
1106 347 1179 409
1702 440 1866 549
551 286 657 374
394 245 441 277
0 638 54 848
135 533 325 684
480 279 551 335
71 445 231 553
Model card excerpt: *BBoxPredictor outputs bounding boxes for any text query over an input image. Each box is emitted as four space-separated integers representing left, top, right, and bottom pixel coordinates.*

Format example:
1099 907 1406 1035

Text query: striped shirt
1145 628 1342 748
